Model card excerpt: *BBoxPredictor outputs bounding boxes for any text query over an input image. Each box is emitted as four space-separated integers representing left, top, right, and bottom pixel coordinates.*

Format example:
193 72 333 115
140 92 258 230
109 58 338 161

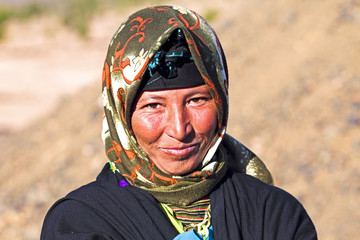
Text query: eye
188 97 209 106
190 97 204 103
144 103 161 109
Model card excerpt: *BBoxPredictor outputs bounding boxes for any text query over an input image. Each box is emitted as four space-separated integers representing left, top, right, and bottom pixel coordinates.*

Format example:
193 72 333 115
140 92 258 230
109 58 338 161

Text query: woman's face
131 85 218 176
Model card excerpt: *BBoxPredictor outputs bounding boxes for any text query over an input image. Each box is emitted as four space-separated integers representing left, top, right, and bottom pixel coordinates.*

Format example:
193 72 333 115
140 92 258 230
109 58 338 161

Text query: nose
165 104 193 141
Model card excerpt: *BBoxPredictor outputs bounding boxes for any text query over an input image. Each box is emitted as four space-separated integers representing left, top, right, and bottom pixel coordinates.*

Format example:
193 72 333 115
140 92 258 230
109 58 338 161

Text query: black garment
41 164 317 239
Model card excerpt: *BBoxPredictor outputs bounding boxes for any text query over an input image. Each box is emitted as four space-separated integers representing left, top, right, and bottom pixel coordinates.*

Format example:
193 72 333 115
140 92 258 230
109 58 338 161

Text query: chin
162 160 201 176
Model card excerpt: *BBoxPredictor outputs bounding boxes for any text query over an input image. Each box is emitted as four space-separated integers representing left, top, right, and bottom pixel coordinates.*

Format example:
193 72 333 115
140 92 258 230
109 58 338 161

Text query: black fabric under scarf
141 29 204 91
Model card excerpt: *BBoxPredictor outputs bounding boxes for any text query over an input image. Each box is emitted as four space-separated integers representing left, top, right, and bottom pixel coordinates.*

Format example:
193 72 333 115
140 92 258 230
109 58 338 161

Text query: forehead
136 85 211 100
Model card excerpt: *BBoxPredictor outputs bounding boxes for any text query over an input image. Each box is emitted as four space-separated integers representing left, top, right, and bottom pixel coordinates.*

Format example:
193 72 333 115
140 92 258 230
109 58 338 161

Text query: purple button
119 180 130 188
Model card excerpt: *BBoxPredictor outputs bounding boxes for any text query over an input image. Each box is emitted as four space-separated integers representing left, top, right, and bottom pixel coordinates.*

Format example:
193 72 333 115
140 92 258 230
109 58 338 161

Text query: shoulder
41 165 122 239
41 163 177 240
42 163 140 224
41 163 134 239
226 170 305 210
41 195 120 239
215 170 317 239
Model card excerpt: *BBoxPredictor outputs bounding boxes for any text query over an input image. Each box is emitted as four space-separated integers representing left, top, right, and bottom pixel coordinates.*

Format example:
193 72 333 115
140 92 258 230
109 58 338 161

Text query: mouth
160 144 199 157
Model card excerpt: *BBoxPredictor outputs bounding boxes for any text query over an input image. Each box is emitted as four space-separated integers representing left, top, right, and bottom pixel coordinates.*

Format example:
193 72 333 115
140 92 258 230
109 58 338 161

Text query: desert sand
0 0 359 239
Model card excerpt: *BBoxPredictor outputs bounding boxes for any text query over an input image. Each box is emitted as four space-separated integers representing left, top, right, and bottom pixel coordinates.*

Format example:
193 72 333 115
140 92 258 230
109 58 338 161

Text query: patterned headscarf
101 5 272 206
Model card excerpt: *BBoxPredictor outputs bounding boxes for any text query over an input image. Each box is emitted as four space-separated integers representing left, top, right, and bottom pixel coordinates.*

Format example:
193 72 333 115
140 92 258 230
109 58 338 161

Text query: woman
41 5 317 239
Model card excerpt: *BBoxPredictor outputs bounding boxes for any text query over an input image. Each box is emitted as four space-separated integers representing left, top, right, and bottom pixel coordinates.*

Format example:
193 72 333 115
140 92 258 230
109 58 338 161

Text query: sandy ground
1 0 360 239
0 13 109 131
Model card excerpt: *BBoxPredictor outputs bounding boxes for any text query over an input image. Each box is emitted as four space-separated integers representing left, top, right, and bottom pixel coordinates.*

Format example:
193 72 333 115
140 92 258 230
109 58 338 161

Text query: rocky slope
0 0 359 239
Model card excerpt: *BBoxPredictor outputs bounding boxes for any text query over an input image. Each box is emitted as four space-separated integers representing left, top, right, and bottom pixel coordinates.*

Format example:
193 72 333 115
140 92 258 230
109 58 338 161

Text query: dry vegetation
0 0 359 239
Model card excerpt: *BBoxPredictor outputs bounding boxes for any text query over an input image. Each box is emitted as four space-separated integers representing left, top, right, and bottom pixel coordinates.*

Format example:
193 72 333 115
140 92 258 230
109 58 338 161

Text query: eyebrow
137 94 166 103
140 86 212 101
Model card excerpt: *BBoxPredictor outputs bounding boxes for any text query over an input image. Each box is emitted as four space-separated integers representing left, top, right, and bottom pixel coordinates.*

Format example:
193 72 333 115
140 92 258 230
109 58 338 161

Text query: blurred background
0 0 359 239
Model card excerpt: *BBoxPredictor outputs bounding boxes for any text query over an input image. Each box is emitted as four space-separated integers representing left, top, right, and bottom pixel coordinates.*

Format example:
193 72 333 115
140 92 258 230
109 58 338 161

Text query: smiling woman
132 85 218 176
41 5 317 240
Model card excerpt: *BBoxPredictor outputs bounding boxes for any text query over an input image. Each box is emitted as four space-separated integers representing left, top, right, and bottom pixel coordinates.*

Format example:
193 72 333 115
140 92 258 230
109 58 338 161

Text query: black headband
141 29 204 91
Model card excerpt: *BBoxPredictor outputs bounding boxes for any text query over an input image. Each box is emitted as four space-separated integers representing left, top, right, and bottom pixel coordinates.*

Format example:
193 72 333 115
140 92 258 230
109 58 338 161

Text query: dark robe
41 164 317 239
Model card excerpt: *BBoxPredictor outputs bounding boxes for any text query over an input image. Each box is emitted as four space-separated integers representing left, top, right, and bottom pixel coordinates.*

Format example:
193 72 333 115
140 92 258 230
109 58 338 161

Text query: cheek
192 106 218 136
131 113 164 142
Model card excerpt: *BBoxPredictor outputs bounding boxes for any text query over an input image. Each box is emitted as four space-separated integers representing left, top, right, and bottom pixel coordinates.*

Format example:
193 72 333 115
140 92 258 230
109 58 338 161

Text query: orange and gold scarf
101 5 272 206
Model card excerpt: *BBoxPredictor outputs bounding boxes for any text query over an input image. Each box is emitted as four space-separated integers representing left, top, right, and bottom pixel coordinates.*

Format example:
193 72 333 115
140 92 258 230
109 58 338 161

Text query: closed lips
160 145 199 156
